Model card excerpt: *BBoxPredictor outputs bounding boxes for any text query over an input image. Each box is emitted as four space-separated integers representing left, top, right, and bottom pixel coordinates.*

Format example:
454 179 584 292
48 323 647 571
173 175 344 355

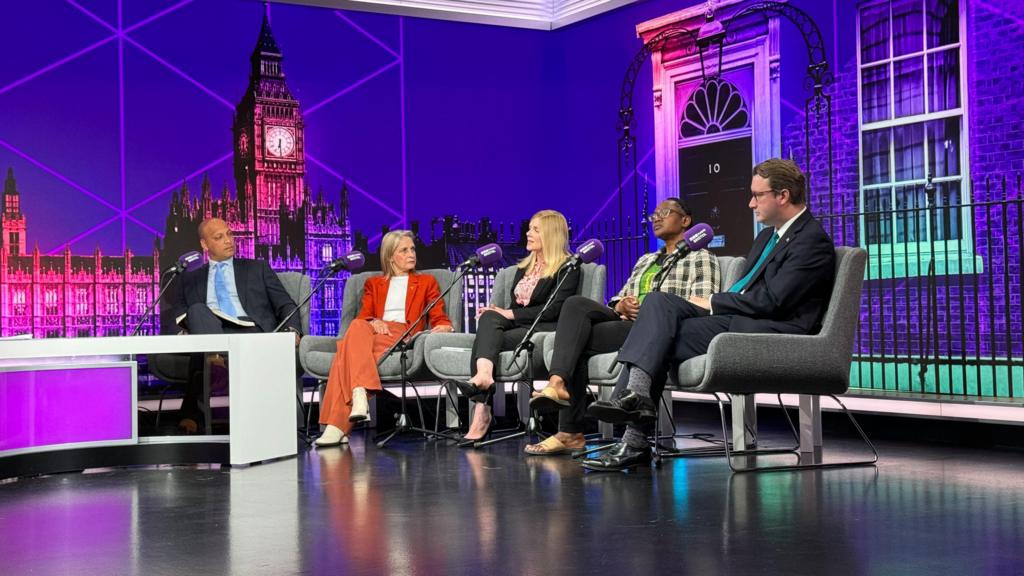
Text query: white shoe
349 387 370 423
314 425 348 446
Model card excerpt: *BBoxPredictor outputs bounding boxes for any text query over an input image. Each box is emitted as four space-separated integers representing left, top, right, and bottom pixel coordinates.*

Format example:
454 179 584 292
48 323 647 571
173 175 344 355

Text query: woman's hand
430 324 454 334
615 296 640 321
369 319 391 335
476 305 514 320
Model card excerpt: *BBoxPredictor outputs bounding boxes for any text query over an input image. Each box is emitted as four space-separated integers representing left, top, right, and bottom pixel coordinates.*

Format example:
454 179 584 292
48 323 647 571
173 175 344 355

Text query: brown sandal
524 436 572 456
529 386 571 412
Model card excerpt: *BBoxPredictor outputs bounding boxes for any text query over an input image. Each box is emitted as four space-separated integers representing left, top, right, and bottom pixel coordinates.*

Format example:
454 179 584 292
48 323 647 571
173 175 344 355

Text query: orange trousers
319 319 407 432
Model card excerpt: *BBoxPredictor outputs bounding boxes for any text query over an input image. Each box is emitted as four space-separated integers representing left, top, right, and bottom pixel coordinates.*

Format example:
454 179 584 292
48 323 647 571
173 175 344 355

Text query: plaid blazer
609 248 720 306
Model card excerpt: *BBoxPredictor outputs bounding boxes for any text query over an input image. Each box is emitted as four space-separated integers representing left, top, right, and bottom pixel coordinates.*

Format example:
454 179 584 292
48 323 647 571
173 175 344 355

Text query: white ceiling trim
274 0 640 30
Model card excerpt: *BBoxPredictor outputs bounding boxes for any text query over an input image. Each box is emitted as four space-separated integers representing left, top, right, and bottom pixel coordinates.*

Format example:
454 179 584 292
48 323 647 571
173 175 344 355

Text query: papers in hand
176 309 256 328
210 309 255 327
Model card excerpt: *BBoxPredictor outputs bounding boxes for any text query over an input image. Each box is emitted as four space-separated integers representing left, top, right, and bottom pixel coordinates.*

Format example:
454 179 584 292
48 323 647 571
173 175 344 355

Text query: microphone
562 238 604 269
162 251 203 276
275 251 364 334
669 222 714 258
458 243 503 268
651 223 714 293
133 251 202 336
327 251 366 272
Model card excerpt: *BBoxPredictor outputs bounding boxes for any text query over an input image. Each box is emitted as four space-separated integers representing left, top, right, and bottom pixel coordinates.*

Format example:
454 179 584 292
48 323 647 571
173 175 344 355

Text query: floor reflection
1 433 1023 575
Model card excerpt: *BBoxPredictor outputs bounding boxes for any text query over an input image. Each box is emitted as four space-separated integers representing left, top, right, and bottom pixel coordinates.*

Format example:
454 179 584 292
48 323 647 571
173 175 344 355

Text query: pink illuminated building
0 10 354 338
1 168 162 338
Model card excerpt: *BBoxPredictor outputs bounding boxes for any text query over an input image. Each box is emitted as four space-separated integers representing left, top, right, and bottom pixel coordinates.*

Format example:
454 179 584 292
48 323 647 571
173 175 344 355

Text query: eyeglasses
646 208 686 222
750 190 778 202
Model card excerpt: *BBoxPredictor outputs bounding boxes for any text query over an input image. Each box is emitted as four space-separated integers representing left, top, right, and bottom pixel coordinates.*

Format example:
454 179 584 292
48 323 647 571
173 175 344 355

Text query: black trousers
182 303 262 422
614 291 730 400
547 295 633 433
470 310 555 404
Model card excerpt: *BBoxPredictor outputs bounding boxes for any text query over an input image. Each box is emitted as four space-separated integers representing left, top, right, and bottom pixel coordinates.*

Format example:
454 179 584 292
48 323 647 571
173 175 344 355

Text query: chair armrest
422 332 477 354
300 335 339 355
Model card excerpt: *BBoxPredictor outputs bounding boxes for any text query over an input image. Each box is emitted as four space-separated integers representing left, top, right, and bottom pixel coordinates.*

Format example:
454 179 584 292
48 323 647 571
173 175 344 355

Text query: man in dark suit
172 217 302 432
584 159 836 471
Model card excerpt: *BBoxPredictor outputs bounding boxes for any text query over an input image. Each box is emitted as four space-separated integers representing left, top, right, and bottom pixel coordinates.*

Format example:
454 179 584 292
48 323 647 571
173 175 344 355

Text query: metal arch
618 26 699 137
722 1 838 220
723 1 832 92
613 25 699 288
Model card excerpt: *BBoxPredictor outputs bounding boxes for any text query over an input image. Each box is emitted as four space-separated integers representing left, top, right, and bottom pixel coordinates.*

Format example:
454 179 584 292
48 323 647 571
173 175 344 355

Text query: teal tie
728 232 779 293
214 263 237 317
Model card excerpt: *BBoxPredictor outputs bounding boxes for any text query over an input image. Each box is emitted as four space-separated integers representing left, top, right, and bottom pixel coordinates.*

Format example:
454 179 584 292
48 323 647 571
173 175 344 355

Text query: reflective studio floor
2 416 1024 576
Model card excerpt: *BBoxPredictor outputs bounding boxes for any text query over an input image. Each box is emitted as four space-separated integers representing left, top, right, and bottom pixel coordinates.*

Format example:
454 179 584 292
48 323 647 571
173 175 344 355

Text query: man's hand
430 324 454 334
688 296 711 311
370 319 391 335
615 295 640 321
294 332 301 347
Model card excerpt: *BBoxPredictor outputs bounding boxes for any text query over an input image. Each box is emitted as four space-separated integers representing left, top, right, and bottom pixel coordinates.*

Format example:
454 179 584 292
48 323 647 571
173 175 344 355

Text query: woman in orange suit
315 230 454 446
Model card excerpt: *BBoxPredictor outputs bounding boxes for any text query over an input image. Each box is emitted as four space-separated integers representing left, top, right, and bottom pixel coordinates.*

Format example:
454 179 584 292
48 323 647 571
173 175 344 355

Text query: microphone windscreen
475 243 503 267
575 239 604 264
179 251 204 272
341 251 365 272
682 223 714 252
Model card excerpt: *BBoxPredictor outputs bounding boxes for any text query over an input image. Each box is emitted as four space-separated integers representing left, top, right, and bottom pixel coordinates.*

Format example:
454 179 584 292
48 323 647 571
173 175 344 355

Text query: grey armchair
298 269 464 440
671 246 877 472
423 262 606 445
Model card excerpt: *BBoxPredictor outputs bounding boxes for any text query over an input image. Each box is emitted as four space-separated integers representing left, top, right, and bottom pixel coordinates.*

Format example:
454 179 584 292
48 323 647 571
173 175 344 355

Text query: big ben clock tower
233 4 306 263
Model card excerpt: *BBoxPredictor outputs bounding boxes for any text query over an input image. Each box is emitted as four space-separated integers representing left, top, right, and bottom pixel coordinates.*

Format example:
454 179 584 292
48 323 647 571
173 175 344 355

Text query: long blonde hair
518 210 570 278
379 230 416 278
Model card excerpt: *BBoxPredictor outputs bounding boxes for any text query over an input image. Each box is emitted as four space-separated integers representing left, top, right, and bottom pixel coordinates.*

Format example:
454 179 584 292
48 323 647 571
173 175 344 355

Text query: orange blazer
356 272 453 334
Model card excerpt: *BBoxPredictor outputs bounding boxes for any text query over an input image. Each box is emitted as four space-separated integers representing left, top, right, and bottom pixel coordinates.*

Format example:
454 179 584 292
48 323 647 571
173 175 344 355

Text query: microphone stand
274 265 343 333
276 264 347 445
374 266 470 448
651 244 687 293
131 268 182 336
473 263 579 448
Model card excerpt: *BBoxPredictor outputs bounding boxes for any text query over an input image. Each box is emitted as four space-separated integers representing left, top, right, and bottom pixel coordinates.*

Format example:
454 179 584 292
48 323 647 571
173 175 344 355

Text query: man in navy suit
172 218 301 338
171 217 302 432
584 158 836 471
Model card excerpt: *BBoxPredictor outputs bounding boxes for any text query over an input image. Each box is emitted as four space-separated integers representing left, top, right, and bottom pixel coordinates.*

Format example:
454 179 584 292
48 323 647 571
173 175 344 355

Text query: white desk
0 334 297 468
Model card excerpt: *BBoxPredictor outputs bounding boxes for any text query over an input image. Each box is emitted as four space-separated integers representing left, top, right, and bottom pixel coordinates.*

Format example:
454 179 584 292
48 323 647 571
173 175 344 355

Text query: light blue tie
214 263 237 317
728 232 779 293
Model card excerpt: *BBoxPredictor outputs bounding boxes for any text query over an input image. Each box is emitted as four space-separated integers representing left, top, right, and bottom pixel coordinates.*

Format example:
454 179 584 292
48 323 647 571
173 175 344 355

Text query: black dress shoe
586 391 656 424
451 380 494 403
581 442 652 472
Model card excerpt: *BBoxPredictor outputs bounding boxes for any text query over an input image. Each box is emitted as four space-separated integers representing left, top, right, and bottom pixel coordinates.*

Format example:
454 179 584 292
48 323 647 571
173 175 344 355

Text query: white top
382 276 409 323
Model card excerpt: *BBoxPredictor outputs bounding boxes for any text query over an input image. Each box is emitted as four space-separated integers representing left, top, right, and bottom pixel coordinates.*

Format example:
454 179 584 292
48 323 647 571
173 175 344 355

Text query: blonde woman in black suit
455 209 580 446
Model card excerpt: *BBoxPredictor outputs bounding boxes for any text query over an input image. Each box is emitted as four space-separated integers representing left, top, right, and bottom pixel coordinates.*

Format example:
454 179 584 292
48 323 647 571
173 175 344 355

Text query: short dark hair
752 159 806 206
665 197 692 217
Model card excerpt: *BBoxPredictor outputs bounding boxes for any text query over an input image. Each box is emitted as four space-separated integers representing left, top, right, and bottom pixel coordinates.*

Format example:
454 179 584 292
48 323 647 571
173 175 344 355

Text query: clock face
265 126 296 157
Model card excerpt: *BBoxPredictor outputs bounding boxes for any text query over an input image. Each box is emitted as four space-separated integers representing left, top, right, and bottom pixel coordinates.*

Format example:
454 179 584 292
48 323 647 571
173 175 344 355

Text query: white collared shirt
773 207 807 242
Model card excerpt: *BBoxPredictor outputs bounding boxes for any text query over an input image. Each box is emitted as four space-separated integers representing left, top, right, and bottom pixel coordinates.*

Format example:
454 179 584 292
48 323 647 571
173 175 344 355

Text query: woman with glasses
524 198 720 455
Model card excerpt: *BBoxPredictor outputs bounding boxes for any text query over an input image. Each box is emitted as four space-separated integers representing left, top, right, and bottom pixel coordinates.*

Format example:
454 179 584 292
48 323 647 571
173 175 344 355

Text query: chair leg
434 380 464 435
655 393 802 464
720 394 879 473
304 380 325 439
